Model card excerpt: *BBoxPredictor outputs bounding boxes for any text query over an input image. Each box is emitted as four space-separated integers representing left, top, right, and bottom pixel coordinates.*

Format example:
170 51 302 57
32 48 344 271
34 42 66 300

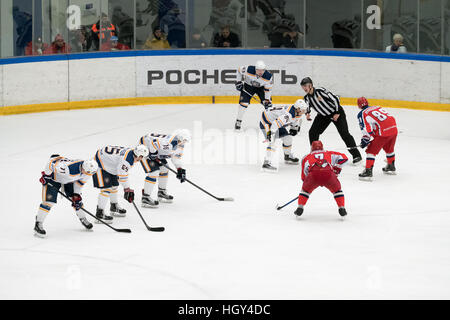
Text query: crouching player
295 141 348 218
139 129 191 207
260 99 307 171
356 97 398 180
93 144 149 223
35 155 99 237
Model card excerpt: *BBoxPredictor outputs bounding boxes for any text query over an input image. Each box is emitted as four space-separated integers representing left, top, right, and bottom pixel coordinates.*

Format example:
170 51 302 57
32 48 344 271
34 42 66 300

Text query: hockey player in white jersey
260 99 308 171
234 60 274 131
35 155 99 237
138 129 191 208
93 144 149 223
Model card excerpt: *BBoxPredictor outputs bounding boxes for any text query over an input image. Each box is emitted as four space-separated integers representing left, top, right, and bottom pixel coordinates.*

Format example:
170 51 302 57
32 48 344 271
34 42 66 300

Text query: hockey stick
49 183 132 233
132 200 165 232
162 164 234 201
241 88 267 108
276 196 298 211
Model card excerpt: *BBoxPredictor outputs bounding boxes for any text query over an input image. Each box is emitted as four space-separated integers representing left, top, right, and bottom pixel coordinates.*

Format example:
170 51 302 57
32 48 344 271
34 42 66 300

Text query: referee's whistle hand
332 114 340 121
306 114 312 121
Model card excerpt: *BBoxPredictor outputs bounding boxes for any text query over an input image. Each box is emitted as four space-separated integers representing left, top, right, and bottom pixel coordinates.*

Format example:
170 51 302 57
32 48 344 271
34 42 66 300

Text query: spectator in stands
25 37 49 56
386 33 407 53
69 27 92 53
213 25 241 48
160 6 186 48
101 36 130 51
45 34 71 54
144 27 171 49
91 13 117 50
269 14 303 48
190 28 207 48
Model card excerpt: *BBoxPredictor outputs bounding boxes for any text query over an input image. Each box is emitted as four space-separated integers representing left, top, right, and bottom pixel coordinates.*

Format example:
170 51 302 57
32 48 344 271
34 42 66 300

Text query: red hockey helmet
311 140 323 151
357 97 369 108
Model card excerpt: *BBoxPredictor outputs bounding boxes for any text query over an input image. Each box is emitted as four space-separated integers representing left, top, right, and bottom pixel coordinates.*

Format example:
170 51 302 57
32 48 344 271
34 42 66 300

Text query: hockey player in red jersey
295 140 349 218
357 97 398 180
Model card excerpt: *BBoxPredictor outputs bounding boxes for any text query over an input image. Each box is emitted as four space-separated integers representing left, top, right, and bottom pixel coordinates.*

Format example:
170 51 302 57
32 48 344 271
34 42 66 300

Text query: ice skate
382 161 396 175
110 202 126 217
262 160 277 172
338 207 347 218
234 120 242 132
358 167 373 181
142 191 159 208
158 189 174 203
79 217 93 230
284 154 299 165
294 207 304 217
352 156 362 165
95 207 113 224
34 221 46 238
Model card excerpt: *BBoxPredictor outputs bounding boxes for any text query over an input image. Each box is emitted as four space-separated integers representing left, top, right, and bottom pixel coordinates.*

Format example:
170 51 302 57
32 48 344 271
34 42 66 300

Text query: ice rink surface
1 103 449 299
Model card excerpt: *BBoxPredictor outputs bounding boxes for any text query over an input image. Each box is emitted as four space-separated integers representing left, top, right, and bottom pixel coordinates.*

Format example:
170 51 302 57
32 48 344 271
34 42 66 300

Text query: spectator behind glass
386 33 407 53
269 14 303 48
213 25 241 48
91 13 117 50
25 37 49 56
101 36 130 51
144 27 171 49
69 27 92 53
190 28 207 48
160 6 186 48
45 34 71 54
13 5 32 56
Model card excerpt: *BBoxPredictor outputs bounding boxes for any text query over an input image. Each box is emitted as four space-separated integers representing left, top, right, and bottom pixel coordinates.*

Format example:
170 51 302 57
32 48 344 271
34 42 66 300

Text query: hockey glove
124 188 135 203
289 128 298 136
263 100 272 109
39 171 51 185
235 81 243 92
71 194 83 210
149 151 158 161
176 168 186 183
360 136 371 149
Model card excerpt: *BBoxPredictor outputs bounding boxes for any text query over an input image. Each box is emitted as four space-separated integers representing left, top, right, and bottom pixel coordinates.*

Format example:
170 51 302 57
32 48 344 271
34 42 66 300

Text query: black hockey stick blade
218 197 234 201
132 201 165 232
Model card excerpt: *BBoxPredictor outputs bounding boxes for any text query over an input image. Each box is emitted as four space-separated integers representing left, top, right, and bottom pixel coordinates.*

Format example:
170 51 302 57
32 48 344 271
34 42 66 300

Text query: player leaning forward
260 99 308 171
139 130 191 207
35 155 99 237
93 144 149 223
234 60 274 130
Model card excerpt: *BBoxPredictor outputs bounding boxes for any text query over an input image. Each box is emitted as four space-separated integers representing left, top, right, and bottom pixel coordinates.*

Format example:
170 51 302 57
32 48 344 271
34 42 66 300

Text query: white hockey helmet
133 144 149 158
294 99 308 113
255 60 266 70
82 159 99 174
172 129 191 144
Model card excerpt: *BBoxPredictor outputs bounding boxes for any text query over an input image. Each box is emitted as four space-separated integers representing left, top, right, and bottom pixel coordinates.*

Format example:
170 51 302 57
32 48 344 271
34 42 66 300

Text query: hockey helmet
82 159 99 174
172 129 191 145
300 77 313 86
255 60 266 70
294 99 308 113
357 97 369 109
311 140 324 152
134 144 149 158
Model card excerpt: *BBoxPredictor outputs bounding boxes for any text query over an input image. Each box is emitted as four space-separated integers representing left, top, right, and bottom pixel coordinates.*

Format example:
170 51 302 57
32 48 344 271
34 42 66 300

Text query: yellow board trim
1 95 449 115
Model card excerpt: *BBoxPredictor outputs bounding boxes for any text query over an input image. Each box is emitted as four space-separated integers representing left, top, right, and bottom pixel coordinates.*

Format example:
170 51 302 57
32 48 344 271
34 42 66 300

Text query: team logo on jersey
250 80 261 87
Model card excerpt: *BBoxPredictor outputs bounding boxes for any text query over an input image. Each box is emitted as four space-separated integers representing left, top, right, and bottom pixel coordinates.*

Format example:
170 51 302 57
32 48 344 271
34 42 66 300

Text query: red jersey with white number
301 150 348 181
357 106 397 138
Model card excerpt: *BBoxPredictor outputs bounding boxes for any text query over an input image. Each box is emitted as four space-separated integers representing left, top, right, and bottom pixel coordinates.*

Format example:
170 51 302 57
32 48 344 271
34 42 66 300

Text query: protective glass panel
34 0 70 55
247 0 305 48
419 0 442 55
66 0 101 53
5 0 33 57
446 0 450 55
101 0 135 51
137 0 186 49
363 0 417 53
306 0 362 49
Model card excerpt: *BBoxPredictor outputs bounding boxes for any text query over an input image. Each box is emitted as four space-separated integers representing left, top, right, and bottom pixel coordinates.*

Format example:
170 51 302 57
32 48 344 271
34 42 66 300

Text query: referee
300 77 362 164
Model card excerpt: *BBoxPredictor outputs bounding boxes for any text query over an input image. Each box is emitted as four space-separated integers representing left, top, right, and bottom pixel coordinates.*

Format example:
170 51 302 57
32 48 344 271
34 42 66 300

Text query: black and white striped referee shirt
304 87 341 117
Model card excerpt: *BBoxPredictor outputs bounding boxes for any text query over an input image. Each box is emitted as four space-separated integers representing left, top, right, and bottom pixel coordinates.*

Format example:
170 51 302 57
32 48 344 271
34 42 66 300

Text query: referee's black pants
309 106 362 159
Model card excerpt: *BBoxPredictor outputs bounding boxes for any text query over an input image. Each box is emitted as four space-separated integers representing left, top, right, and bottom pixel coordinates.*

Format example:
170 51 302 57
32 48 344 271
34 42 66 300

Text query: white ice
0 103 449 299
